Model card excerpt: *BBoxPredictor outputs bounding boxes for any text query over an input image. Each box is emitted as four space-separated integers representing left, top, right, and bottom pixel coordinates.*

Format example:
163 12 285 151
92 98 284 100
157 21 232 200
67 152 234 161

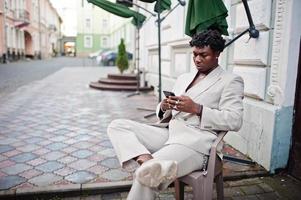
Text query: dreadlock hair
189 30 226 52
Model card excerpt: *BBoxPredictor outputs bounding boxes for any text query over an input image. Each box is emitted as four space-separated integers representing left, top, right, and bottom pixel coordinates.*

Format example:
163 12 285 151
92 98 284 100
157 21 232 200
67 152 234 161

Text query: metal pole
38 0 42 59
3 1 7 63
157 0 162 102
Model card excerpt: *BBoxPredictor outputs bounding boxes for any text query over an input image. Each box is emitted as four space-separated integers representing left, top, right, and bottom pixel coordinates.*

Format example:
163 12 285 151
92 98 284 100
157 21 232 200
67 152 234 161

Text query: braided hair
189 30 226 52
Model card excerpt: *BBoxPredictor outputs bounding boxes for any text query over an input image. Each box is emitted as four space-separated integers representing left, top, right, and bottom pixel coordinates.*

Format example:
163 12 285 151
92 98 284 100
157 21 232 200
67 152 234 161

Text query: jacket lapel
185 66 224 100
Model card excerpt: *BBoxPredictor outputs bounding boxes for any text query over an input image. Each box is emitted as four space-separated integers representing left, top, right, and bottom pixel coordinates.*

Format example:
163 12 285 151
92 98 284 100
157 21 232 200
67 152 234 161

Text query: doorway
289 38 301 180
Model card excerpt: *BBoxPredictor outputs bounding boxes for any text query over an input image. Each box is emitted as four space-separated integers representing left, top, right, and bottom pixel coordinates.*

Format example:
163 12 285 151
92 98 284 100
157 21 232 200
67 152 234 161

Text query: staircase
89 73 153 91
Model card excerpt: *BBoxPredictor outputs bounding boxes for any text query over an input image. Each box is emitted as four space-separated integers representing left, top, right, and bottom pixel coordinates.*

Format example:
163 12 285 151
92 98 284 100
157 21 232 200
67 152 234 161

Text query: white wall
140 0 301 171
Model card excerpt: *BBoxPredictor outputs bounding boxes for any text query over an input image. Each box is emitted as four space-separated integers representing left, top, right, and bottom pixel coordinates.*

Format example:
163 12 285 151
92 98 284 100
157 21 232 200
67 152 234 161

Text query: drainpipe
38 0 41 59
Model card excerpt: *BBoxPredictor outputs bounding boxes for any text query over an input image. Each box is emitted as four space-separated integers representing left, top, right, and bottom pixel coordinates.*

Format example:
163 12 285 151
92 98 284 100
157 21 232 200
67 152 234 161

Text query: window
85 18 91 29
102 37 108 48
84 35 93 48
102 19 108 29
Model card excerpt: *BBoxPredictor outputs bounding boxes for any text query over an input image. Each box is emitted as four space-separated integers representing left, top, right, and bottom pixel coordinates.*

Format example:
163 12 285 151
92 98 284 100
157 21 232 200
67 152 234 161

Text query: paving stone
49 135 69 142
10 141 26 148
0 171 7 178
240 185 265 195
101 193 121 200
38 140 53 146
86 165 108 175
100 158 121 169
0 175 26 190
0 145 14 153
0 154 7 161
65 171 96 184
69 159 96 170
99 140 113 148
10 152 38 163
0 159 15 168
19 169 43 179
258 183 274 193
256 192 280 200
27 158 47 166
28 173 62 186
65 139 78 144
71 149 94 159
87 154 105 162
58 156 78 164
24 137 44 144
54 167 76 176
1 163 32 175
0 138 19 145
3 149 22 157
61 146 77 153
232 195 260 200
101 169 130 181
73 134 92 141
73 141 95 149
99 148 116 157
42 150 66 160
33 148 51 155
45 142 68 150
17 144 40 152
224 187 244 197
36 161 64 172
90 145 106 152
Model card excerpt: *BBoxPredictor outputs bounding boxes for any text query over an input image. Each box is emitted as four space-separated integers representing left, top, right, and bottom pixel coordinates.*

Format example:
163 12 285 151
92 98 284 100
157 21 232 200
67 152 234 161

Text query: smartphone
163 90 175 97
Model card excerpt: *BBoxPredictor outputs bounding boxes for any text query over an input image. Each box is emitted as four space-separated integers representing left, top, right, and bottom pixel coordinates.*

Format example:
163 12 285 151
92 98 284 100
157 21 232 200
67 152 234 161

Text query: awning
185 0 229 36
87 0 146 27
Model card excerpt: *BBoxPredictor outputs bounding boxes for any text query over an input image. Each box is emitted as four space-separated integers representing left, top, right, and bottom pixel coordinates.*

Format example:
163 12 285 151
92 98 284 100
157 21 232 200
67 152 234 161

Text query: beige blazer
155 66 244 155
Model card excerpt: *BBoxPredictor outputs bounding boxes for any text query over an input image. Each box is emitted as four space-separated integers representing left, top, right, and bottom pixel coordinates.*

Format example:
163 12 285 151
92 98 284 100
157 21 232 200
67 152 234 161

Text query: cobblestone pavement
0 57 98 99
1 67 301 199
0 67 157 191
30 175 301 200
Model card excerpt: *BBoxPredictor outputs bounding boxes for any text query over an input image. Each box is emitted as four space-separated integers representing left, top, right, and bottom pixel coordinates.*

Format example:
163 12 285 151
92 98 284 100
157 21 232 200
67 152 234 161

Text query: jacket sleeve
199 76 244 131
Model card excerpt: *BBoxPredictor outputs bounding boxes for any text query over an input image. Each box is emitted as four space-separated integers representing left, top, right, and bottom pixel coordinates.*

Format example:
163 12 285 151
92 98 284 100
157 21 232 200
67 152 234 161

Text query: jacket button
183 118 187 121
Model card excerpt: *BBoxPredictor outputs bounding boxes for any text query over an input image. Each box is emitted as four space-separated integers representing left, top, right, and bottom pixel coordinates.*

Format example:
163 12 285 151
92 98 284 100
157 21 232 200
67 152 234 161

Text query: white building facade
138 0 301 172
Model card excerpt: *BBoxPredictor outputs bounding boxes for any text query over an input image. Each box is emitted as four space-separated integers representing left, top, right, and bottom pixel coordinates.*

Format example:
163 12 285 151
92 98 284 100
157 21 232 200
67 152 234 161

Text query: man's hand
160 98 172 111
168 95 200 114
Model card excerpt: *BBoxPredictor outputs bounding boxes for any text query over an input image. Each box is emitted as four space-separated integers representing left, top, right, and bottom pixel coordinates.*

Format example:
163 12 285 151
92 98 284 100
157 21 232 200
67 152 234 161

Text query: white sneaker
123 159 140 172
136 160 177 188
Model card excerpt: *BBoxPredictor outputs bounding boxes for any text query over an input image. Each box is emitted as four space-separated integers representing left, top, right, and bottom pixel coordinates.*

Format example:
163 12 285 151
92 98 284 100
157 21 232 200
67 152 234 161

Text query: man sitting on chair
107 30 244 200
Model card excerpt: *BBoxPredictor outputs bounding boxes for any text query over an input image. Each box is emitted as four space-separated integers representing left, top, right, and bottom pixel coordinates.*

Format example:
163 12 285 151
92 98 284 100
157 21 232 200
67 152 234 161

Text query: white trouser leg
127 144 206 200
107 119 169 165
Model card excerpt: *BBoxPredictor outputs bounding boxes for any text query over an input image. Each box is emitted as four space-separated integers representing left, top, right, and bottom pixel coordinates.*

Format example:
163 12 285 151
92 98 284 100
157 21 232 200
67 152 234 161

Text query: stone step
98 78 138 86
89 82 153 92
107 73 137 80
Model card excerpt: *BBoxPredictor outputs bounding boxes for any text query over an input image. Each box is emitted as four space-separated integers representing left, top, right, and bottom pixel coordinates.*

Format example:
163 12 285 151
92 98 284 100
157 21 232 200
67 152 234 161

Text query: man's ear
215 51 221 58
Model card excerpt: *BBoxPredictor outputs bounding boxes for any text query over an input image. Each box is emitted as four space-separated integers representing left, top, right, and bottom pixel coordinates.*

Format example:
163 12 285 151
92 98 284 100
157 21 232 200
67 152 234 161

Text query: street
0 57 99 99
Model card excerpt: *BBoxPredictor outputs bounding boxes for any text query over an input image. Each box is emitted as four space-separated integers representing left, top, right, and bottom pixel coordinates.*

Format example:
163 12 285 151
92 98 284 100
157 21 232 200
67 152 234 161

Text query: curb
0 181 132 200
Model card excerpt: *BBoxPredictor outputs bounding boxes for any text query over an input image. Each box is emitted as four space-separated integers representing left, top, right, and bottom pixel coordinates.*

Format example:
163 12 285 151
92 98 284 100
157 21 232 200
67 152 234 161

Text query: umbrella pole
157 2 162 102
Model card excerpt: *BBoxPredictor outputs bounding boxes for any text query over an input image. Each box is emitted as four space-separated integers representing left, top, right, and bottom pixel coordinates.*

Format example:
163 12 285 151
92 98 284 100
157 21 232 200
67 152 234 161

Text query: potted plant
116 38 129 74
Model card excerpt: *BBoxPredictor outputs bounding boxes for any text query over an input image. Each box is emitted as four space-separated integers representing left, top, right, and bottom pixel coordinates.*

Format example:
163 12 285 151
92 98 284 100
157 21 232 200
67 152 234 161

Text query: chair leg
174 180 185 200
216 173 224 200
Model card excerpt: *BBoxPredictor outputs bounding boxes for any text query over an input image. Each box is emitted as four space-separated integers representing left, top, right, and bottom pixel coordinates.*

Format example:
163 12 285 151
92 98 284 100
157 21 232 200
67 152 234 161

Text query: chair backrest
207 131 227 179
175 131 228 200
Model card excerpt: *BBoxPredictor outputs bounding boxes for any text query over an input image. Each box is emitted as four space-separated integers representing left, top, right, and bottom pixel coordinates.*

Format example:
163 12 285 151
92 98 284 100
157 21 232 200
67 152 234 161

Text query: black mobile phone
163 90 175 97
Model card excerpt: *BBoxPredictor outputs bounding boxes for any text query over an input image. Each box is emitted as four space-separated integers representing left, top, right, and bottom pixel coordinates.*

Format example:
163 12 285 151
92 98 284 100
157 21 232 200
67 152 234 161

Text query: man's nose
195 55 202 62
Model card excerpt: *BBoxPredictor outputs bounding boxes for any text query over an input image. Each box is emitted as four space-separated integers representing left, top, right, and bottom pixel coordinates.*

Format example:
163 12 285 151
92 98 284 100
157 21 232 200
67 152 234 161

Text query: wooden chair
174 131 227 200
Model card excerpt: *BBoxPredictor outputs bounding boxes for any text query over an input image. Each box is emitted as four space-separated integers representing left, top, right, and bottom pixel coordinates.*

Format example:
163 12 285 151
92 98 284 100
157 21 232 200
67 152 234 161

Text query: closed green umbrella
87 0 146 27
185 0 229 36
153 0 171 13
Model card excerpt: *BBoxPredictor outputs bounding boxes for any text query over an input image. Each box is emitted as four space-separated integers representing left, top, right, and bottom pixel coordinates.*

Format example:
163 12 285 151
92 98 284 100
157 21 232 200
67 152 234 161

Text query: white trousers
107 119 206 200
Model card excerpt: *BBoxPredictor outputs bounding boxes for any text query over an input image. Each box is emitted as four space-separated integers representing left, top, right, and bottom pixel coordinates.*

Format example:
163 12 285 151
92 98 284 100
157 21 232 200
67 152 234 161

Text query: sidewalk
0 67 157 193
0 67 300 199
